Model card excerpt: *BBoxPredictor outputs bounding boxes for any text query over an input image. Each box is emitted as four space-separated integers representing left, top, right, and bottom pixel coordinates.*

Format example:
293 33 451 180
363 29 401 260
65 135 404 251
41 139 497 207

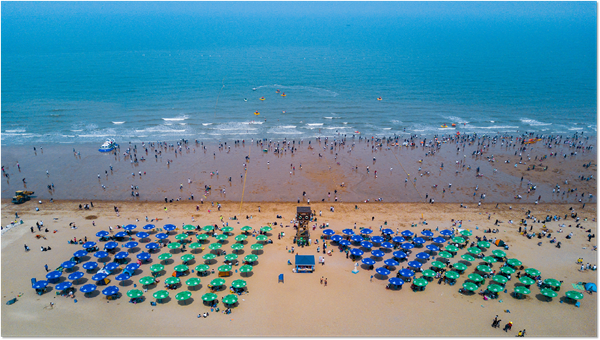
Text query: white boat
98 138 118 153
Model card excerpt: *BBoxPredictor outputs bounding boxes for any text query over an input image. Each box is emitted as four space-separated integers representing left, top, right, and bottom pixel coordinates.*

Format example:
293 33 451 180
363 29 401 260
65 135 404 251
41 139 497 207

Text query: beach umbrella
439 230 453 237
392 236 406 243
452 237 466 244
380 242 394 249
323 229 335 236
382 228 395 235
453 263 468 272
432 237 446 244
73 249 88 258
487 284 503 293
541 288 558 298
421 230 434 237
239 265 253 273
127 289 144 299
61 261 76 270
223 294 238 305
467 247 481 255
123 241 138 249
360 241 373 249
174 264 189 272
445 245 459 252
136 232 150 239
413 278 428 287
384 258 399 267
115 231 128 238
399 269 415 277
482 256 497 264
544 278 561 288
468 273 484 282
235 235 248 242
351 235 364 243
114 251 129 260
168 242 182 250
123 224 137 231
360 228 373 235
139 276 155 286
260 226 272 233
221 226 234 233
153 290 169 301
93 251 109 259
524 268 540 277
371 249 385 258
135 252 150 262
196 234 208 241
492 249 506 258
203 253 216 261
500 266 516 275
342 229 355 236
195 264 210 273
431 261 446 269
422 269 436 278
460 230 472 237
125 263 140 272
339 240 351 247
104 241 118 250
155 233 169 240
175 233 189 241
102 285 119 297
350 248 364 257
241 226 252 232
115 273 131 282
176 291 192 303
150 264 164 273
445 271 460 280
250 243 264 251
438 251 453 259
412 237 426 245
507 258 522 267
519 276 535 286
255 235 268 242
476 265 492 273
401 230 414 238
361 258 375 266
331 235 343 242
492 275 508 285
401 243 414 250
477 241 491 248
202 225 215 232
183 224 196 231
145 242 160 251
202 293 218 302
68 271 84 282
565 291 584 300
425 244 439 252
463 282 478 291
96 231 109 238
231 243 244 251
210 278 226 287
181 254 195 262
163 224 177 231
416 252 430 260
231 279 247 289
218 265 232 272
244 254 258 263
461 254 475 262
143 224 155 230
56 281 73 292
83 262 98 271
389 277 404 286
189 242 201 250
371 236 384 244
158 253 172 261
164 277 181 286
186 277 201 287
104 262 119 272
376 267 391 276
80 283 97 294
408 261 422 269
83 242 97 249
393 250 407 259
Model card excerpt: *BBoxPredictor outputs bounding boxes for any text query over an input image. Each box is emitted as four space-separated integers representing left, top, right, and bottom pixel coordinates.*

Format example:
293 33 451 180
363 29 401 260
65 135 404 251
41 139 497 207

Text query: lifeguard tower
296 207 312 246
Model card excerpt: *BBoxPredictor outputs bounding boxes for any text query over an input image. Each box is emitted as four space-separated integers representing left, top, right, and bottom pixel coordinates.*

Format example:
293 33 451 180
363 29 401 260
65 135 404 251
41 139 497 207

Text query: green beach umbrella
500 266 516 275
452 263 468 272
565 291 584 300
487 284 503 293
492 249 506 258
413 278 428 287
251 243 264 251
167 242 181 250
186 277 201 287
460 230 472 237
181 254 195 262
241 226 252 232
164 277 180 285
196 234 208 241
239 265 253 273
492 275 508 285
235 234 248 242
202 293 218 302
209 242 222 250
215 234 229 241
222 294 238 305
183 224 196 231
544 278 561 287
541 288 558 298
231 243 244 251
519 276 535 286
174 264 189 272
461 254 475 262
507 258 522 267
195 264 210 272
260 226 272 232
524 268 540 277
438 251 453 259
482 256 497 264
175 233 188 241
445 271 460 280
422 269 436 278
202 225 214 232
210 278 226 287
468 273 484 282
476 265 492 273
255 235 268 242
218 265 232 272
153 290 169 300
127 289 144 298
244 254 258 262
175 291 192 302
150 264 165 272
477 241 491 248
224 253 238 261
189 242 201 250
514 286 530 295
468 247 482 255
231 279 247 288
463 282 478 291
158 253 172 261
221 226 234 233
445 245 459 252
431 261 446 269
139 276 155 286
202 253 216 261
452 237 466 244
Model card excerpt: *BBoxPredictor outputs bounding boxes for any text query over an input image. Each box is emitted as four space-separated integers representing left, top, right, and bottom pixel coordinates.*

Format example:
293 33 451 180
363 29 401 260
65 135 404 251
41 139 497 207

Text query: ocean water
2 2 597 146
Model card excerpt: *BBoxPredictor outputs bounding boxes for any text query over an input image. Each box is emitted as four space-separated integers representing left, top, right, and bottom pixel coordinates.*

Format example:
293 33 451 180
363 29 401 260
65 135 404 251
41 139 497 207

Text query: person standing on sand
45 264 49 272
320 277 323 284
324 278 327 286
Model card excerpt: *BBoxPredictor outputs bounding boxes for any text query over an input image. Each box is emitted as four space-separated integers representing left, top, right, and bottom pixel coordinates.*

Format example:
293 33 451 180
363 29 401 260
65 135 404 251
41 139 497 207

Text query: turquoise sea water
2 2 597 146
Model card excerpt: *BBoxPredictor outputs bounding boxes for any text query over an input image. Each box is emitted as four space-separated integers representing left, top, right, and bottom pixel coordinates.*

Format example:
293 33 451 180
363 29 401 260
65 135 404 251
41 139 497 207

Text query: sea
1 2 597 146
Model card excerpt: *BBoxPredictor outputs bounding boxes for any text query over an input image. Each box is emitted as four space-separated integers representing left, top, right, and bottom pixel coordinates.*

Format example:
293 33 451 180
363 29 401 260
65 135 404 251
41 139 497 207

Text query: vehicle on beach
99 138 118 153
12 190 34 204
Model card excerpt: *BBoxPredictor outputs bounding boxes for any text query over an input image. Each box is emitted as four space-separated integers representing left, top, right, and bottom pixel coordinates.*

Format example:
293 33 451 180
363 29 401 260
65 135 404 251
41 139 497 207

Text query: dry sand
1 200 597 336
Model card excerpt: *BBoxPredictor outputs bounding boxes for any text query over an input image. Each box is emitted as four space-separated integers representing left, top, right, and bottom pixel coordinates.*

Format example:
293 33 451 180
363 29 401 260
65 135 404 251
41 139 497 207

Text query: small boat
99 138 117 153
281 93 286 97
276 89 280 93
441 124 448 128
355 131 361 134
244 98 248 102
260 97 265 101
252 88 257 91
377 97 382 101
451 123 456 127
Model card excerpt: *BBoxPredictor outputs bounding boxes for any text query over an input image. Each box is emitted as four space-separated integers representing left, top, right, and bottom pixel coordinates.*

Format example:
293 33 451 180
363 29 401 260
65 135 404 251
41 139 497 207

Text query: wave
474 125 520 129
202 123 213 126
112 121 125 125
383 128 392 130
324 116 341 119
5 129 26 133
77 134 111 138
307 123 323 126
178 123 187 126
568 127 584 131
162 115 189 121
253 84 339 97
520 118 551 126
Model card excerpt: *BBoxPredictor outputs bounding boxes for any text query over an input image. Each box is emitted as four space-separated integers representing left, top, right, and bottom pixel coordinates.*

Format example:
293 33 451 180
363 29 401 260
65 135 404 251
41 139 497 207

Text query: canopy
487 284 503 293
445 245 459 252
541 288 558 298
125 263 140 272
61 261 76 269
544 278 561 287
146 243 160 250
467 247 481 255
139 276 155 286
361 258 375 266
68 271 84 281
477 241 491 248
399 269 415 277
451 237 465 244
163 224 177 231
389 277 404 286
155 233 169 240
175 233 189 241
215 234 228 241
468 273 484 282
102 285 119 296
73 249 88 258
202 293 218 301
371 236 384 244
351 235 364 243
251 244 264 251
143 224 155 230
168 242 182 250
239 265 253 273
401 230 414 237
524 268 540 277
431 261 446 269
476 265 492 273
331 235 343 242
158 253 172 261
210 278 226 286
439 230 453 236
421 230 434 237
150 264 165 272
221 226 234 233
56 281 73 291
127 289 144 298
461 254 475 262
105 262 119 271
507 258 522 267
153 290 169 300
519 277 535 286
460 230 472 237
240 226 252 232
115 231 128 238
413 237 425 244
83 241 97 249
384 258 399 267
115 273 131 281
360 228 373 235
195 264 210 272
186 277 201 286
422 269 436 278
426 244 439 252
413 278 428 287
114 251 129 260
235 235 248 242
136 232 149 239
323 229 335 236
407 261 422 269
225 253 239 261
244 254 258 262
392 236 406 243
361 241 373 249
565 291 584 300
350 248 364 256
164 277 181 285
93 251 109 259
183 224 196 231
123 224 137 231
376 267 391 276
174 265 189 272
260 226 272 232
181 254 195 262
463 282 478 291
445 271 460 280
382 228 395 235
371 250 385 258
196 234 208 241
46 271 62 280
203 253 216 260
92 273 108 281
492 275 508 284
232 279 247 288
401 243 414 250
96 231 109 237
453 263 467 271
492 249 506 258
223 294 238 305
218 265 232 272
231 243 244 251
438 251 453 259
482 256 497 264
432 237 446 244
189 242 201 250
176 291 192 301
392 251 407 259
342 229 355 235
80 283 97 293
500 266 516 274
514 286 530 295
256 235 268 242
339 240 351 247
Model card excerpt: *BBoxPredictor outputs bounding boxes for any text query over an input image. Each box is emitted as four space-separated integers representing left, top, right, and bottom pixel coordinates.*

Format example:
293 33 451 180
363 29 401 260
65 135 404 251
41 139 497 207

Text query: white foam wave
520 118 551 126
178 123 186 126
475 126 520 129
568 127 584 131
255 84 339 97
5 129 26 133
78 134 111 138
202 123 213 126
112 121 125 125
307 123 323 126
383 128 392 130
162 115 189 121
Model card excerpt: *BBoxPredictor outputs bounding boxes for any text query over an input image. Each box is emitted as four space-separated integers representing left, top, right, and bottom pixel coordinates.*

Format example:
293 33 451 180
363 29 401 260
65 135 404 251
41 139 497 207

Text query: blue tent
360 228 373 235
392 236 406 243
94 251 109 259
371 250 385 258
399 269 415 277
68 271 84 281
416 252 431 260
155 233 169 240
96 231 109 237
401 243 414 250
295 255 315 273
342 229 355 236
114 231 128 238
439 229 453 236
163 224 177 231
401 230 414 237
408 261 422 269
432 237 446 244
143 224 155 230
382 228 395 235
331 235 343 242
350 248 364 256
102 285 119 296
413 237 426 244
380 242 394 249
136 232 149 239
393 251 407 259
80 284 97 294
361 258 375 266
114 251 129 260
426 244 440 252
82 262 98 271
124 241 138 249
376 267 390 276
360 241 373 249
104 241 118 250
384 258 399 267
389 277 404 286
351 235 364 243
322 229 335 236
145 242 160 250
421 230 434 237
136 252 151 261
92 273 108 282
73 250 88 258
82 242 97 249
585 282 597 292
123 224 137 231
371 236 384 244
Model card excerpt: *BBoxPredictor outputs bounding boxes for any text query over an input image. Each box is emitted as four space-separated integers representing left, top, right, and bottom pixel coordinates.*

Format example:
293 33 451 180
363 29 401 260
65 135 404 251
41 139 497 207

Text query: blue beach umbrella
371 236 384 244
62 261 76 269
339 240 351 247
68 271 84 282
432 237 446 244
322 229 335 236
342 229 355 236
80 284 97 294
389 277 404 286
384 258 399 267
73 249 88 258
92 273 108 282
380 242 394 249
371 249 385 258
421 230 434 237
416 252 431 260
143 224 155 230
331 235 343 242
123 241 138 249
102 285 119 296
56 281 72 291
115 273 130 282
82 242 97 249
104 241 118 250
401 230 414 238
350 248 364 256
360 241 373 249
145 242 160 251
104 262 119 271
426 244 440 252
392 236 406 243
136 252 151 261
125 263 140 272
115 231 128 238
82 262 98 271
136 232 150 239
408 261 422 269
163 224 177 231
382 228 395 235
96 231 109 238
46 271 62 282
361 258 376 266
399 268 415 277
376 267 391 276
351 235 364 243
413 237 426 244
393 250 407 259
123 224 137 231
155 233 169 240
360 228 373 235
401 243 414 250
439 229 453 237
114 251 129 260
32 280 48 290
